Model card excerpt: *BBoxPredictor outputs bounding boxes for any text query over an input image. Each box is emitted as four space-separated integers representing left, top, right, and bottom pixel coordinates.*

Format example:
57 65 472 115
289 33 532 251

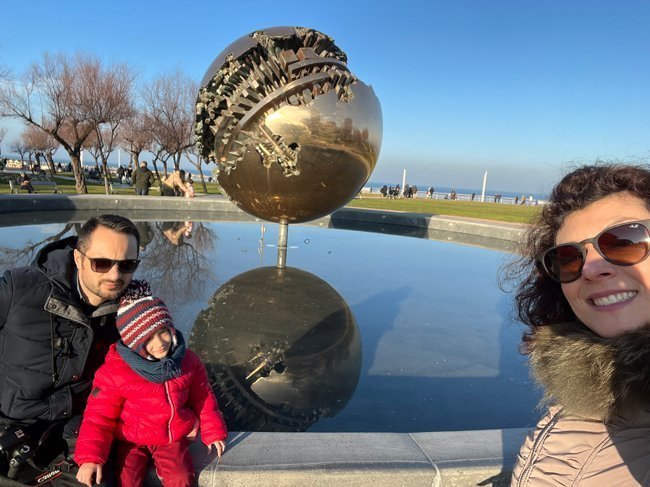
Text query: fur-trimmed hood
529 321 650 420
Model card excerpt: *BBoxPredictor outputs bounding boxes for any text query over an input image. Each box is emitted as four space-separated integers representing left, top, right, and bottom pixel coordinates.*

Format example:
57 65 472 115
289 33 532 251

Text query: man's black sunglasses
537 219 650 283
77 249 140 274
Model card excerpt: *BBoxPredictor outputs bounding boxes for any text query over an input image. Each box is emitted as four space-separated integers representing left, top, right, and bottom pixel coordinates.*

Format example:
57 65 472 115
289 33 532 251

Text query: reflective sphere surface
196 26 382 223
189 266 361 431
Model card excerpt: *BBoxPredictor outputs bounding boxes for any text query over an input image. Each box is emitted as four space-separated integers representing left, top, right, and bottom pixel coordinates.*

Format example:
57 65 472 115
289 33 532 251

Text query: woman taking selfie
510 164 650 485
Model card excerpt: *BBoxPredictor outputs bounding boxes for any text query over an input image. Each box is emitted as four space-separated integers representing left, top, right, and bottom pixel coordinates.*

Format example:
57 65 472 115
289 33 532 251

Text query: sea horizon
364 181 548 201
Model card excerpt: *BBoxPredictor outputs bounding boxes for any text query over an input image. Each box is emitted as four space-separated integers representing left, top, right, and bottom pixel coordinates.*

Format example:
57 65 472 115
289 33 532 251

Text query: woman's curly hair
506 163 650 348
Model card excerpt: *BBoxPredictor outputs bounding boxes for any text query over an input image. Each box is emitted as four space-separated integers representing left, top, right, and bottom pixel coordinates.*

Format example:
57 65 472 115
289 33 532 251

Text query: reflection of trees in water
0 220 217 305
0 224 78 269
138 221 217 305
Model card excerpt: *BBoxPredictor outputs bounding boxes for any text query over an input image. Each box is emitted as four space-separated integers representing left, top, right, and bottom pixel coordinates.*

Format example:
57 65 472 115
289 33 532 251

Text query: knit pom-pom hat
117 280 176 359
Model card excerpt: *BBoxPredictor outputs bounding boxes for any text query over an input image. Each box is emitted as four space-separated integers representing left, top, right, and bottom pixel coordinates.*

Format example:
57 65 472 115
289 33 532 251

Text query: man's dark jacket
0 236 120 427
132 166 155 192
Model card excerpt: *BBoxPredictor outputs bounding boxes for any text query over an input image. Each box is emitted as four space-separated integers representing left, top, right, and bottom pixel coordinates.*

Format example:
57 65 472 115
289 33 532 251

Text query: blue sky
1 0 649 194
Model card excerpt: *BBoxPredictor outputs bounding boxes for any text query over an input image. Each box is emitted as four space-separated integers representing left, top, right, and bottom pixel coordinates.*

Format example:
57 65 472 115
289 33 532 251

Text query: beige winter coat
511 322 650 486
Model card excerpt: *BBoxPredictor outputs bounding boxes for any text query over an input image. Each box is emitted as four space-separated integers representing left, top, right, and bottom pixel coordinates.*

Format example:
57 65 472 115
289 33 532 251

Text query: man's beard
93 278 126 301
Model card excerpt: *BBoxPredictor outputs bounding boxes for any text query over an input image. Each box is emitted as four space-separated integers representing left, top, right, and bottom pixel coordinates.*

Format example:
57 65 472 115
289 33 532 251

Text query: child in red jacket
75 280 227 487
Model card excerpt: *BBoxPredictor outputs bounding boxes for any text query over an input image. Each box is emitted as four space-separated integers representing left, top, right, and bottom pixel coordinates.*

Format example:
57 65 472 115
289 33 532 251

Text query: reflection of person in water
133 221 155 252
161 221 192 246
160 169 190 197
140 221 215 307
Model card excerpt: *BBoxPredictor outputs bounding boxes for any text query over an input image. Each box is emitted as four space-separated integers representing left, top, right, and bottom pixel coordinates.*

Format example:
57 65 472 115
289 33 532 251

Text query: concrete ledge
0 194 524 251
328 207 524 252
150 428 528 487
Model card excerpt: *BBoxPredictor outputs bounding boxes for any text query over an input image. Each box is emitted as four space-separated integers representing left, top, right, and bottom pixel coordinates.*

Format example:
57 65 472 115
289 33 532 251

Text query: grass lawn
0 172 540 224
348 195 540 223
0 173 223 196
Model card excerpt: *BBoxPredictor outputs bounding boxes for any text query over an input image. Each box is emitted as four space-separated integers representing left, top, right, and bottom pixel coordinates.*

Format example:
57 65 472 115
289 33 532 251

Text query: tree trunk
197 161 207 194
45 153 56 177
152 160 161 187
102 159 111 194
69 153 88 194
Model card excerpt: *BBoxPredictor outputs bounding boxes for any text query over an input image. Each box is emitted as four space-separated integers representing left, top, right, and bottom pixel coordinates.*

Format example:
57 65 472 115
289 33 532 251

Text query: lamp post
481 171 487 202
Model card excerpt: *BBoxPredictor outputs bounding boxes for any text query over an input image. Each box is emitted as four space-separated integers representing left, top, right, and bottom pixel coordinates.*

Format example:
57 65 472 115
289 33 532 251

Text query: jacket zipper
165 381 175 442
517 411 561 486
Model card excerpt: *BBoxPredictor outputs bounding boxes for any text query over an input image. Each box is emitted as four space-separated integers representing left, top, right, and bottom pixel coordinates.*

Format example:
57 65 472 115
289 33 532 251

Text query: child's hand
76 462 102 486
209 440 226 459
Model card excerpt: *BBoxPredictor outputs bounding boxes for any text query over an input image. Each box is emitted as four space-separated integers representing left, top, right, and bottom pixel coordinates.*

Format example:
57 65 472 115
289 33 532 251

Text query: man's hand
76 462 102 486
208 440 226 459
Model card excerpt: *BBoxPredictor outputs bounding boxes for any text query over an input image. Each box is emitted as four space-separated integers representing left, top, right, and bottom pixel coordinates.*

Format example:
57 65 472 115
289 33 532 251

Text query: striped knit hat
117 280 176 359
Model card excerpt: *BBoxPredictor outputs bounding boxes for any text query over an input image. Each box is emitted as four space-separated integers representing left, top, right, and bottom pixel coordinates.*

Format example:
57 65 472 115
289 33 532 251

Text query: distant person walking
132 161 155 195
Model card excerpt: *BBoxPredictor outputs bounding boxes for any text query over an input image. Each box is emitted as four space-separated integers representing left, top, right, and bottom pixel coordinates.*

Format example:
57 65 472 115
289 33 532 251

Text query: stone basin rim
0 194 524 253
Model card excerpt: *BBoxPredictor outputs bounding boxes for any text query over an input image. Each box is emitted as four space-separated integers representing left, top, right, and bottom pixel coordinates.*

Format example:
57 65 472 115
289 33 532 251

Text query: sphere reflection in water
189 267 361 431
195 26 382 223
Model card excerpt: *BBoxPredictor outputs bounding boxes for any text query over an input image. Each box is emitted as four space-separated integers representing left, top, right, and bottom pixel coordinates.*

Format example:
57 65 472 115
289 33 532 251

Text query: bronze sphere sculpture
195 26 382 224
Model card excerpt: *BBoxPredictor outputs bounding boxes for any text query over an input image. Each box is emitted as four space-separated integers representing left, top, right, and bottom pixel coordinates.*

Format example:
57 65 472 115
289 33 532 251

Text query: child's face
145 328 173 359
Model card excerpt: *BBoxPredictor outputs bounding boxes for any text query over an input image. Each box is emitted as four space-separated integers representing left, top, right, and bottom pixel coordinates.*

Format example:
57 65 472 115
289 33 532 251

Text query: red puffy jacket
74 344 227 465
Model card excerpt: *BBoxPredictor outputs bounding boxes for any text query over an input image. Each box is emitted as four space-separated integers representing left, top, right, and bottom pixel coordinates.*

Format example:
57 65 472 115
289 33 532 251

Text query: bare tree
185 145 209 194
81 60 135 194
119 113 151 168
9 138 28 164
0 52 136 194
142 69 196 174
22 125 59 176
146 115 174 180
83 130 103 174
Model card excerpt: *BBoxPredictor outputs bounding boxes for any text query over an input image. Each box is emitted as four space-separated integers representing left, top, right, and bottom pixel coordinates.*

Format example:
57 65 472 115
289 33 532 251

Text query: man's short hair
77 215 140 253
140 161 147 166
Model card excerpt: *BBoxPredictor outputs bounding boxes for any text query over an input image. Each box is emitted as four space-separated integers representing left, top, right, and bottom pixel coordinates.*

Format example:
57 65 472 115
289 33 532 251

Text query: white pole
80 150 84 167
401 168 407 196
118 148 121 168
481 171 487 202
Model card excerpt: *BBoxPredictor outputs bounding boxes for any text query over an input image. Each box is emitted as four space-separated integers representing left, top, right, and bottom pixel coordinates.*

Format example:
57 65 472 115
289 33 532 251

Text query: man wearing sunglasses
0 214 140 485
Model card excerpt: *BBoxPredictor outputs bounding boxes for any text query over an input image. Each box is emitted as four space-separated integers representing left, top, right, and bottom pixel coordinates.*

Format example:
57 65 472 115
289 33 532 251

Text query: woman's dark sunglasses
77 249 140 274
537 219 650 283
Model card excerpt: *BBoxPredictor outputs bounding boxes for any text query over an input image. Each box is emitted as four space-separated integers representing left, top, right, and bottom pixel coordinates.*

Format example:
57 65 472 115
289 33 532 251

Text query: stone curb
169 428 528 487
0 194 524 252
